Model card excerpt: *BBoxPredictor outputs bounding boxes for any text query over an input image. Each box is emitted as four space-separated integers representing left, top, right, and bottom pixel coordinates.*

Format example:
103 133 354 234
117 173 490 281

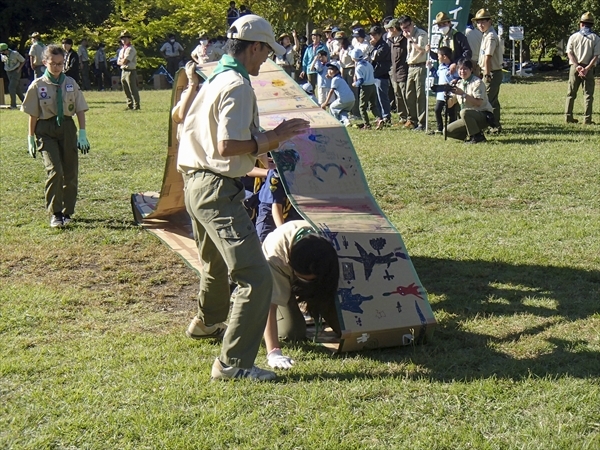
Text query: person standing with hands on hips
117 31 140 110
21 44 90 228
177 14 310 381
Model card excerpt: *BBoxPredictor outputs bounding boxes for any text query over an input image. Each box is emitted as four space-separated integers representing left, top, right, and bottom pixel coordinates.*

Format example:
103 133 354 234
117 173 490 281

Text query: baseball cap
352 28 366 38
301 82 314 95
326 61 341 71
384 19 398 29
349 48 364 60
0 43 8 51
228 14 286 56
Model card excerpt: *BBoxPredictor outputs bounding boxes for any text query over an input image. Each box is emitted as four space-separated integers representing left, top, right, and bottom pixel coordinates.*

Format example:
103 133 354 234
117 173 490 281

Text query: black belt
39 116 74 122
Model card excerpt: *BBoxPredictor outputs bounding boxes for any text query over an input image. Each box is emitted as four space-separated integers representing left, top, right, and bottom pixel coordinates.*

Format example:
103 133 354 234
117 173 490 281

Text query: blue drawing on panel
338 287 374 314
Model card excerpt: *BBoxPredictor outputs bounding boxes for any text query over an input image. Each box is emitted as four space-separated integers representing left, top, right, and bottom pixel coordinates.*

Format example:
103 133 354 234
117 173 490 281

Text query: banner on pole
429 0 473 51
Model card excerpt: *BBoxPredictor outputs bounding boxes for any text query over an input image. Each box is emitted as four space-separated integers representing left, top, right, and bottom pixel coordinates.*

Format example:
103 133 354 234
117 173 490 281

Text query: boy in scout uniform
117 31 140 110
21 44 90 228
177 14 309 381
0 43 25 108
29 32 45 78
565 12 600 124
473 9 503 132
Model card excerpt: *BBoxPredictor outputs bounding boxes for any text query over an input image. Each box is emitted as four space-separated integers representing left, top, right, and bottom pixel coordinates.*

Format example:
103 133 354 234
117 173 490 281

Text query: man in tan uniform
178 14 309 381
565 12 600 124
117 31 140 110
0 43 25 108
21 44 90 228
473 9 503 132
29 32 45 78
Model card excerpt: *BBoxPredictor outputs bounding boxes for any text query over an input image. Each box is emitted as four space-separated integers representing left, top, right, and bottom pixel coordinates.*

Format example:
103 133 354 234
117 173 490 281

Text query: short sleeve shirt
2 50 25 72
119 45 137 69
465 27 482 62
77 46 89 62
406 27 428 64
331 75 355 103
479 28 503 71
261 220 314 306
21 75 89 119
455 76 493 112
29 43 45 66
566 30 600 66
160 41 184 57
177 69 260 178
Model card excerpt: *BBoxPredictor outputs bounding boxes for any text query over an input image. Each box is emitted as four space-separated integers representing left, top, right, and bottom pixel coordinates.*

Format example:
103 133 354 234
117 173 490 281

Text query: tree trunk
384 0 398 18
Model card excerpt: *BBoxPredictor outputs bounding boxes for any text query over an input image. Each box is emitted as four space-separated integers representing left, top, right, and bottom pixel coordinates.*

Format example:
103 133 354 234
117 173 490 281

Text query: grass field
1 76 599 449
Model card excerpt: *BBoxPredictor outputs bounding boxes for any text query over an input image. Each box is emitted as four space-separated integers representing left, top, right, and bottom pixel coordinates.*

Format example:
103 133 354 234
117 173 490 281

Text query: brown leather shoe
404 120 415 128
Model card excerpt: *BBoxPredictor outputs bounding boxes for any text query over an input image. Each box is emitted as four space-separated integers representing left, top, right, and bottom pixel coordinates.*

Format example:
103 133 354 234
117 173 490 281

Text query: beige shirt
465 27 483 62
454 76 493 112
118 45 137 70
262 220 314 306
479 27 503 72
1 50 25 72
406 27 428 65
177 69 260 178
566 30 600 66
29 42 45 66
21 74 89 119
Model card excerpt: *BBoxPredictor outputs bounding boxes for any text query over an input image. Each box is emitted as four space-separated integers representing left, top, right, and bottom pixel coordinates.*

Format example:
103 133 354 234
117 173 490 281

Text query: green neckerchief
207 54 250 83
44 69 66 126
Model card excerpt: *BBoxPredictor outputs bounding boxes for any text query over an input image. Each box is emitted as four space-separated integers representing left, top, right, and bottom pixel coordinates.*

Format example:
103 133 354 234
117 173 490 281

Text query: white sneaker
186 317 227 340
50 214 64 228
211 358 276 381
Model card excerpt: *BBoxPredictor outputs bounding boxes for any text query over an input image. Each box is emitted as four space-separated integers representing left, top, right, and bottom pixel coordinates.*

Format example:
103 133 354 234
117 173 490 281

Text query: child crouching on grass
321 60 355 127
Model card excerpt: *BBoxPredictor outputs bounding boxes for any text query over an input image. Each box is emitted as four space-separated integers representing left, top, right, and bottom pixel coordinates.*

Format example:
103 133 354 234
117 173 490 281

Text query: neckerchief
580 27 592 37
462 74 474 90
44 69 66 126
207 54 250 83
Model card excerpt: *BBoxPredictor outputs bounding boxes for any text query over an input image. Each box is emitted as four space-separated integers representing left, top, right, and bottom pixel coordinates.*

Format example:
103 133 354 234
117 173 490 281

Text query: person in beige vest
565 12 600 124
473 8 503 132
21 44 90 228
117 30 140 110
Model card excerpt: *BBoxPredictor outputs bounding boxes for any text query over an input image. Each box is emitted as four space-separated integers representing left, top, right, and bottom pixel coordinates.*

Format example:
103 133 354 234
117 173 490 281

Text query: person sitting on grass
262 220 341 369
351 48 384 130
321 60 355 127
445 58 493 144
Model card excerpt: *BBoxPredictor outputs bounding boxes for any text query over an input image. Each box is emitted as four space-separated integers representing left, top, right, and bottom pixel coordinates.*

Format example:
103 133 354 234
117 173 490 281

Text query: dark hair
230 1 236 5
62 38 73 45
290 234 341 335
224 38 266 56
438 46 452 59
317 49 328 56
398 15 413 27
341 37 351 50
457 58 473 70
168 34 175 39
581 21 593 28
43 44 65 61
369 25 383 35
382 16 393 25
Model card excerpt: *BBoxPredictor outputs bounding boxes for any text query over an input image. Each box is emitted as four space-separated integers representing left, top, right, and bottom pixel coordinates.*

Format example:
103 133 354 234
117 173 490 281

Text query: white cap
227 15 286 56
326 60 341 71
301 82 314 94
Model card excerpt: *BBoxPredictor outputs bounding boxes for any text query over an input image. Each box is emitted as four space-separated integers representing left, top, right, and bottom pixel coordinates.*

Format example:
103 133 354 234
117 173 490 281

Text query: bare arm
76 111 86 130
272 203 285 227
28 115 38 135
321 89 334 109
264 304 281 353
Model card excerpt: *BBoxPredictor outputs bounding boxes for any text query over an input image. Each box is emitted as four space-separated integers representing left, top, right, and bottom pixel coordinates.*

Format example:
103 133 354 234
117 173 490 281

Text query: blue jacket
302 42 329 74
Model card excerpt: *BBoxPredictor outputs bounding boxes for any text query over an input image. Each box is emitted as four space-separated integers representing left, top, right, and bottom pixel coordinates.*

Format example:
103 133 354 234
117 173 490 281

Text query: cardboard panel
131 60 436 352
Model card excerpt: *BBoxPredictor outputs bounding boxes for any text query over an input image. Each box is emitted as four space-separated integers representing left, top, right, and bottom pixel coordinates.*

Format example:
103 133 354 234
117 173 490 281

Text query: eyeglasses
48 62 65 67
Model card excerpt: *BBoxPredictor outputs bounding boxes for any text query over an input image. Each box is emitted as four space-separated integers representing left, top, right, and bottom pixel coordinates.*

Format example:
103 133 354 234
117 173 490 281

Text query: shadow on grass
71 217 137 230
357 257 600 382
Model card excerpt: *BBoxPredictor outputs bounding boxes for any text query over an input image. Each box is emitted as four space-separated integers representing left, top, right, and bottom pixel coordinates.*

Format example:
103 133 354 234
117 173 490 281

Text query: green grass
1 78 599 449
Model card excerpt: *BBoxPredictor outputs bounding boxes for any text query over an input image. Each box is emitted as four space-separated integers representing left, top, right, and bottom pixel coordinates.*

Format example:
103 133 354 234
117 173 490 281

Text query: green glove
77 129 90 154
27 135 37 159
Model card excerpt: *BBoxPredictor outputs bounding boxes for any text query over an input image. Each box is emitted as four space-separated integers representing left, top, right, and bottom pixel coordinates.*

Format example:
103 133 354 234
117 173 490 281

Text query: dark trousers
359 84 382 125
434 100 458 131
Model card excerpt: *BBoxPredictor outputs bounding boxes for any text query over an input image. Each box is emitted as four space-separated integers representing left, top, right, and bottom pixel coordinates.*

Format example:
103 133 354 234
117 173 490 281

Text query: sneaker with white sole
211 358 276 381
186 317 227 340
50 213 64 228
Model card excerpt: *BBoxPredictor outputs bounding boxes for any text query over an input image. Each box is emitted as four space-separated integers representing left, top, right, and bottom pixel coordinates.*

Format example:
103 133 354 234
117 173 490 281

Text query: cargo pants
184 169 273 369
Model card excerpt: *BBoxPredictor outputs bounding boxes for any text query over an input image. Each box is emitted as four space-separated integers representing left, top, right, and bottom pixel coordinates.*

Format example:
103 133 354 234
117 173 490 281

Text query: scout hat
119 30 132 39
198 30 208 38
580 12 594 24
30 32 40 39
0 43 8 51
349 48 365 60
384 19 398 29
473 9 492 21
435 12 452 24
334 31 347 39
323 26 333 33
279 32 290 40
228 14 286 56
311 29 322 36
351 20 361 28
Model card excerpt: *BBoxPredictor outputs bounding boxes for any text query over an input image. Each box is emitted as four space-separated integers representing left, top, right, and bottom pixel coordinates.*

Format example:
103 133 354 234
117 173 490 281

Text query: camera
430 84 455 93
